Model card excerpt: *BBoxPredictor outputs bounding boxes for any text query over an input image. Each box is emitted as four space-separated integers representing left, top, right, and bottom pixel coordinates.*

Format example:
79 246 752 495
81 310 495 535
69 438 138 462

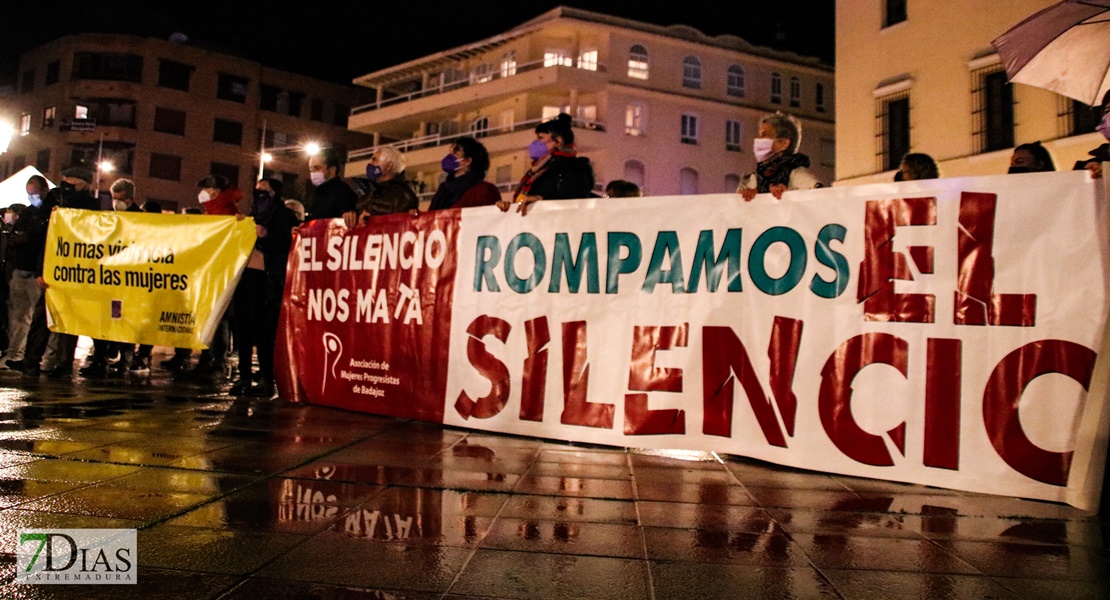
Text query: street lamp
257 119 322 181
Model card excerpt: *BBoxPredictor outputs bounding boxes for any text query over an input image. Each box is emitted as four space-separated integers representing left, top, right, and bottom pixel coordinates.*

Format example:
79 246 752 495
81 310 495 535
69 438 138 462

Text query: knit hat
61 166 94 184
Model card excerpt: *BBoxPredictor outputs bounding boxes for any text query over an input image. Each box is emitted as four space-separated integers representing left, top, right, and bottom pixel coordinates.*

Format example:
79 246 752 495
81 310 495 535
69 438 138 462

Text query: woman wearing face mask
1074 91 1110 179
343 147 418 228
739 111 820 201
498 113 595 215
427 136 500 211
1008 142 1056 174
195 174 241 216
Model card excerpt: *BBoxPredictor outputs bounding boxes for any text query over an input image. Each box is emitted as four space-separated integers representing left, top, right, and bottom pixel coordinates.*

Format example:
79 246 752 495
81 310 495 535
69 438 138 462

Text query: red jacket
203 188 242 215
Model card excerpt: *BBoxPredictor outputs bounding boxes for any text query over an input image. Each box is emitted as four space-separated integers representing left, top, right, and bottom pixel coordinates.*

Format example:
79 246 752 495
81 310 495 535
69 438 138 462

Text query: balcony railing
352 59 608 115
349 117 606 161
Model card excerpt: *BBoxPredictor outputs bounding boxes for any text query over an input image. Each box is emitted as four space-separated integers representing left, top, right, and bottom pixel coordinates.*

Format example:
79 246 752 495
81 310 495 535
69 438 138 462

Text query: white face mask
310 171 327 187
113 200 128 211
198 190 212 203
27 194 42 207
753 138 776 162
1097 112 1110 141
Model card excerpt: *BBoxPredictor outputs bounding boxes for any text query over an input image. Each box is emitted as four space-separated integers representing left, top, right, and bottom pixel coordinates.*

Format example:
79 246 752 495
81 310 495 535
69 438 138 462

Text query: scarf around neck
757 152 810 193
517 145 578 199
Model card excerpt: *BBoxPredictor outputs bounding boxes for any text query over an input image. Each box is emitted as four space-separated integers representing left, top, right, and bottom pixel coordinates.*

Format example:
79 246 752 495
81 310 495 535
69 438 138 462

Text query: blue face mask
441 153 460 173
528 139 548 161
27 194 42 208
365 163 383 181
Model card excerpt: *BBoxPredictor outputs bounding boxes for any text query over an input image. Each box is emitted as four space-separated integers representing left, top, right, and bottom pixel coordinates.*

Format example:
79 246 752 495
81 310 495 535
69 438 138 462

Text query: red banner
276 212 458 422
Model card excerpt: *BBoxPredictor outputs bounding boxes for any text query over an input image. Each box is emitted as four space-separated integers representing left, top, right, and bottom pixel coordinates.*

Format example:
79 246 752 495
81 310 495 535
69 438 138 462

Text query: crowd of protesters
1 91 1107 399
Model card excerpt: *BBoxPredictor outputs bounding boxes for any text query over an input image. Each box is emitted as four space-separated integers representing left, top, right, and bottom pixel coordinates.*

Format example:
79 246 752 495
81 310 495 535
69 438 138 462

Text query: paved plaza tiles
0 355 1106 599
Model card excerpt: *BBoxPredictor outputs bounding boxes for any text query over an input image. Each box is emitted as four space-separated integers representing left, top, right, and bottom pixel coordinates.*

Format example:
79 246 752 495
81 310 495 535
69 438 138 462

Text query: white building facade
347 7 835 204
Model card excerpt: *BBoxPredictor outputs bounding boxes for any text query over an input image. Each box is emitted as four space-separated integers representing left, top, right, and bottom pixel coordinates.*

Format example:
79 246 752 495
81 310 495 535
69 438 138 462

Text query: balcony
349 117 606 162
349 60 608 131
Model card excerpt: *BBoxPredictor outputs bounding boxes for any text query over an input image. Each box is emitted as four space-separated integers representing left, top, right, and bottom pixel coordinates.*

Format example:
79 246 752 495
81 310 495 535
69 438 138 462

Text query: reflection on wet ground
0 364 1106 599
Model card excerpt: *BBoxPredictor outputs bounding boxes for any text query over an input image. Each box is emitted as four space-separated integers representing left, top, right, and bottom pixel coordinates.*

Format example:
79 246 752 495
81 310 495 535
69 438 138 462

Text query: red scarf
516 145 578 200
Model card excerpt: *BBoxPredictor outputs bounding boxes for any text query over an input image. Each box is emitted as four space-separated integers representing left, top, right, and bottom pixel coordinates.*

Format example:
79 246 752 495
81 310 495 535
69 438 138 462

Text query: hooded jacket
202 188 242 216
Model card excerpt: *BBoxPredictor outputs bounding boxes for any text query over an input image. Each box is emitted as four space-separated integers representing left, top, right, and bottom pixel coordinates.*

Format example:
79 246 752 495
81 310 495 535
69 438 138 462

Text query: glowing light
0 123 13 154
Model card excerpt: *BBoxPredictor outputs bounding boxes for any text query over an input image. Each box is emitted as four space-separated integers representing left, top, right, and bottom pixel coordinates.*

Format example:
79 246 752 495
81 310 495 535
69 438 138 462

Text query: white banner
437 171 1110 510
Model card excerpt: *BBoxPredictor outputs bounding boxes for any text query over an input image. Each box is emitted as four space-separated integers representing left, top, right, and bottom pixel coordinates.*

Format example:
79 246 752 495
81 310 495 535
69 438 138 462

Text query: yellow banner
43 208 256 349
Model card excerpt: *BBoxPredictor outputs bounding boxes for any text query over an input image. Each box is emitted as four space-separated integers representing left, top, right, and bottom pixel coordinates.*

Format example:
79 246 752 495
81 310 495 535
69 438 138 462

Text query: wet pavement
0 352 1107 599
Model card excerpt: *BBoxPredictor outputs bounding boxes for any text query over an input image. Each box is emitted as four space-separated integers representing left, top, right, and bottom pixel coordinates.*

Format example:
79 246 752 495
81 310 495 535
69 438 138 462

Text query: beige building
347 7 835 204
836 0 1104 184
2 34 374 211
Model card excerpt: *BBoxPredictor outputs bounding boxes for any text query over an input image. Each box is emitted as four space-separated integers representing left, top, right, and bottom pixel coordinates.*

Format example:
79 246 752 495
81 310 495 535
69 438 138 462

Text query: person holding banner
342 147 418 228
1074 91 1109 179
39 167 98 379
497 113 595 215
308 148 358 220
3 176 53 375
229 177 298 397
178 174 240 382
107 178 154 375
739 111 821 200
1008 142 1056 174
427 137 501 211
899 153 940 181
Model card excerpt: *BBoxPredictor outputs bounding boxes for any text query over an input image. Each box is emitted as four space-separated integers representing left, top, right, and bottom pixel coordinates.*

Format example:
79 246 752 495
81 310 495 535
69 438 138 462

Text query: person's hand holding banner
43 208 256 349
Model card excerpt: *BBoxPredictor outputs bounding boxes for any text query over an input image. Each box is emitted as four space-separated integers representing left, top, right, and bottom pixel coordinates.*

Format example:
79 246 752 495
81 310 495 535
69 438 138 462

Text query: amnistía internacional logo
15 529 137 585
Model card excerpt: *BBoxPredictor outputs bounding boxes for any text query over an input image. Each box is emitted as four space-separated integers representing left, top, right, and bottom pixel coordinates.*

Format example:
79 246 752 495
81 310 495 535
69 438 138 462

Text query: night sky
0 2 834 86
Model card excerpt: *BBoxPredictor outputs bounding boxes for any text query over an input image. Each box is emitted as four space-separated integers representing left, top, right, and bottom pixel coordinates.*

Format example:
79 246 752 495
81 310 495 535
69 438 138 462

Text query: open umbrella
992 0 1110 106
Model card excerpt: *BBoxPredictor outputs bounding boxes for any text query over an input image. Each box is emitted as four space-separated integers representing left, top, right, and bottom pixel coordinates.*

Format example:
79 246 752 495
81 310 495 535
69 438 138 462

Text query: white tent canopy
0 166 55 209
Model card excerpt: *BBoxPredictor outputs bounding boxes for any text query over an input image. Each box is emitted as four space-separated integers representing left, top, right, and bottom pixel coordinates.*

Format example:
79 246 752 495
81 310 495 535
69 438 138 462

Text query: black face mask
252 189 273 203
1008 166 1032 174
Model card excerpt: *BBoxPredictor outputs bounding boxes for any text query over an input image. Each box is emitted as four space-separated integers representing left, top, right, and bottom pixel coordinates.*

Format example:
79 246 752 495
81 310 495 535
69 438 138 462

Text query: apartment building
347 7 835 203
3 34 374 211
837 0 1104 184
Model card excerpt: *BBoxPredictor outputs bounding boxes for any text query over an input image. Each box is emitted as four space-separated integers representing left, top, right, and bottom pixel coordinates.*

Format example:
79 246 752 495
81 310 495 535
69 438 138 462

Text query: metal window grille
971 65 1015 153
875 91 910 172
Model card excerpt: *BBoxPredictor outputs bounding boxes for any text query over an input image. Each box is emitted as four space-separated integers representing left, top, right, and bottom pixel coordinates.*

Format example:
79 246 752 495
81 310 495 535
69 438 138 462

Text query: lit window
725 120 742 151
682 56 702 89
681 113 698 145
500 52 517 77
544 51 572 67
790 77 801 107
771 73 782 104
542 105 568 121
75 104 89 119
625 103 645 136
577 50 598 71
19 113 30 136
628 44 649 80
727 65 745 97
42 106 56 128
